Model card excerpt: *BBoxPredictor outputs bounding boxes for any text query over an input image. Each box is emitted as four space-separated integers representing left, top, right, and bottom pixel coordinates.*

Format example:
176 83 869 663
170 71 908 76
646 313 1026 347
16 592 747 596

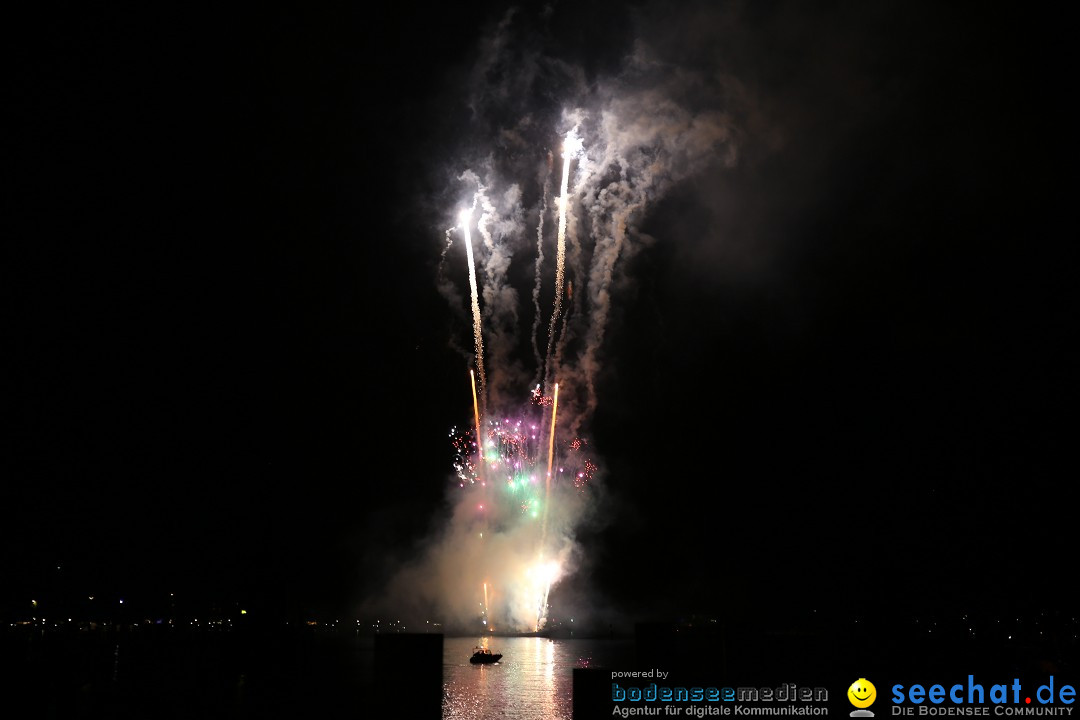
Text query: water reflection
442 636 633 719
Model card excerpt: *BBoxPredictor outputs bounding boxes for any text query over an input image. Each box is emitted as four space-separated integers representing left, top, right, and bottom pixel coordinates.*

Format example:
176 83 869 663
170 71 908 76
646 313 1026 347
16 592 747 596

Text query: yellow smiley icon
848 679 877 708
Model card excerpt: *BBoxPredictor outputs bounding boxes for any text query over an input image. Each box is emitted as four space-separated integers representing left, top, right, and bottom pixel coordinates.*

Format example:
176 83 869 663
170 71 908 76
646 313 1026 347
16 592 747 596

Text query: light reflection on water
442 636 634 719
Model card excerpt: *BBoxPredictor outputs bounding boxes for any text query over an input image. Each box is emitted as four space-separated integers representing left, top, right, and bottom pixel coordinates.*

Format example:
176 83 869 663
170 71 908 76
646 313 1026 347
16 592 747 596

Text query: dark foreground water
5 628 377 719
2 629 633 719
6 623 1074 719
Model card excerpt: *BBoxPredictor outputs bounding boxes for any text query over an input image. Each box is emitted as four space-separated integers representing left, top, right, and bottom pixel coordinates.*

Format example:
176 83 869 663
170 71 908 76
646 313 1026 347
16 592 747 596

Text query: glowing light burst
528 559 562 632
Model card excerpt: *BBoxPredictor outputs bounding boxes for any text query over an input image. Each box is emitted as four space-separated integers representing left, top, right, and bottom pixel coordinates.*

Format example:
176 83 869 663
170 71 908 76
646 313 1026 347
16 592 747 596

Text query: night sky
7 2 1077 630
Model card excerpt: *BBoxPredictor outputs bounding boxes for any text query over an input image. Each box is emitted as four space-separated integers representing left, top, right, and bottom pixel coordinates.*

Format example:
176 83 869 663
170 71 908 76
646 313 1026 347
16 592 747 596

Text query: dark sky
6 3 1077 625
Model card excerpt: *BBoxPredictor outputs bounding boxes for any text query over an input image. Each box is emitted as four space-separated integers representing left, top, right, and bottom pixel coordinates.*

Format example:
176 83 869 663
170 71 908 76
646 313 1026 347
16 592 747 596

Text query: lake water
442 636 635 719
4 629 637 718
11 625 1060 718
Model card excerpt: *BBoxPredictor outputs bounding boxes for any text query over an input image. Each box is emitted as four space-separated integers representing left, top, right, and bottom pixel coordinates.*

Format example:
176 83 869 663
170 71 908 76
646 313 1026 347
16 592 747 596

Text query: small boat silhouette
469 646 502 664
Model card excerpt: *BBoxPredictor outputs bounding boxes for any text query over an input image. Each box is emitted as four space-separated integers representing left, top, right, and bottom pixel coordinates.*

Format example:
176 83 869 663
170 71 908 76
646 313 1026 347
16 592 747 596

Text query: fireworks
366 18 745 636
451 386 593 512
441 129 605 632
447 376 595 631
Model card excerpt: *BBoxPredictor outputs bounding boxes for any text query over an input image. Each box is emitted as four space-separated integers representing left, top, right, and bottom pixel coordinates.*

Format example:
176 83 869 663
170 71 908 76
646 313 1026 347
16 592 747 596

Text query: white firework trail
543 130 581 377
459 206 487 407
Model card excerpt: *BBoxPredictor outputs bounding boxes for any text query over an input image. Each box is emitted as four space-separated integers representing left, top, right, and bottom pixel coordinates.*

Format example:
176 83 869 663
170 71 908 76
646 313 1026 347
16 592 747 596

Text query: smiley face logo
848 679 877 709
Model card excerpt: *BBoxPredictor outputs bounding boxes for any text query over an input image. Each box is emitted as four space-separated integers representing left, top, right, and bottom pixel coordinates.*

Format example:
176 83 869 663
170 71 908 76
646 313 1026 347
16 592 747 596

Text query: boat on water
469 647 502 664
